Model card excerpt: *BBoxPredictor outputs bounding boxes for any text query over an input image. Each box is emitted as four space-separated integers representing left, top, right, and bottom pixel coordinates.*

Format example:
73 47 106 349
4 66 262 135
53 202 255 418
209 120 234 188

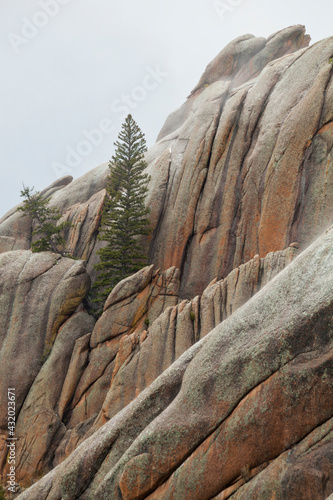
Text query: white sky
1 0 332 216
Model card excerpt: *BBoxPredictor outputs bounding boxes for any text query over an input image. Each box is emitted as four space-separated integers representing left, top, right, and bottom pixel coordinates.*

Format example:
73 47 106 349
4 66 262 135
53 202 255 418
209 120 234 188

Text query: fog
1 0 332 216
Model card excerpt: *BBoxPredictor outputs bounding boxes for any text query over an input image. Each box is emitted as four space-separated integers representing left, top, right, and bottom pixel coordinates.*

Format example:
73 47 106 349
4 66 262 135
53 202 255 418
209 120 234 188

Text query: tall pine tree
93 114 151 310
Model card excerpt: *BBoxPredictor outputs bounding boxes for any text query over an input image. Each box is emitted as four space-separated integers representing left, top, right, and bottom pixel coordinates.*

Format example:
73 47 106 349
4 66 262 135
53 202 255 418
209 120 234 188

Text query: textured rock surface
60 189 106 269
1 26 333 497
16 225 333 500
93 245 298 431
0 244 293 483
0 251 91 479
0 166 108 261
218 417 333 499
51 245 298 467
52 265 180 466
147 25 333 297
1 28 332 301
12 312 95 483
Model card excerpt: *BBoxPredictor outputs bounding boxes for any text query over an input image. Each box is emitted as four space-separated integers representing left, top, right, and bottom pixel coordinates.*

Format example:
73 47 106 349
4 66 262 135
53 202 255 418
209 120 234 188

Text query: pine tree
17 185 72 255
93 114 151 309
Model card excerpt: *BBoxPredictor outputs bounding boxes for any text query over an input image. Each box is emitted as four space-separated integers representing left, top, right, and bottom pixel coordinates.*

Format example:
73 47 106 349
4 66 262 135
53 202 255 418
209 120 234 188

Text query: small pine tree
93 114 151 309
18 185 72 255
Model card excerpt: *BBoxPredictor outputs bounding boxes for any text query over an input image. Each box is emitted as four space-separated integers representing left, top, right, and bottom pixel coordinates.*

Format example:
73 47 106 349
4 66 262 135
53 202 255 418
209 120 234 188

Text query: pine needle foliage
93 114 151 309
17 185 72 255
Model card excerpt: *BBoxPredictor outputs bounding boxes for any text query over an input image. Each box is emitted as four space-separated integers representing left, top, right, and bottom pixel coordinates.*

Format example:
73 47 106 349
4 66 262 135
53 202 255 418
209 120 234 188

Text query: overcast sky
1 0 332 217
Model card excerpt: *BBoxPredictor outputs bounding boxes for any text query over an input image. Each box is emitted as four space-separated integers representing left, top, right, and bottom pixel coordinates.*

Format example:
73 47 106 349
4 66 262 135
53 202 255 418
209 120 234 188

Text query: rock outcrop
16 225 333 499
0 25 332 499
0 251 91 481
0 243 298 484
1 27 332 299
93 244 298 433
148 25 333 297
0 166 108 271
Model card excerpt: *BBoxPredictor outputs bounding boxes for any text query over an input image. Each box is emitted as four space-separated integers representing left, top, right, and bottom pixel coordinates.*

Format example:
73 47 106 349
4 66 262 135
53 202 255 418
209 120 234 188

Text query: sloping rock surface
94 245 298 432
16 225 333 500
0 243 298 485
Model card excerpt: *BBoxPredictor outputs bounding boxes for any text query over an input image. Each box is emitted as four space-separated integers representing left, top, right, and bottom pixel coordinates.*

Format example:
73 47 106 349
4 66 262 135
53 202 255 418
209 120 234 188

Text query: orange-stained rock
1 28 331 300
10 313 95 483
60 189 105 264
87 245 298 435
2 26 333 497
90 265 180 348
147 348 333 499
93 299 198 429
52 265 181 465
15 224 333 500
221 417 333 500
146 27 333 297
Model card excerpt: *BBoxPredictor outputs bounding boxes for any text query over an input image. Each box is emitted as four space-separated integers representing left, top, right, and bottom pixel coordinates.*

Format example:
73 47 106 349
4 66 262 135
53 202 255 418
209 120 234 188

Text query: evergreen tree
17 185 72 255
93 114 151 309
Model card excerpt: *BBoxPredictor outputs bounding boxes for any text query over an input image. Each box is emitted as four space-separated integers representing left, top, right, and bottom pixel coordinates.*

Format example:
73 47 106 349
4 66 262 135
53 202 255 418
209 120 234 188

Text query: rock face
148 25 333 297
1 27 332 299
0 167 108 271
0 245 298 485
0 252 92 481
53 265 180 463
16 225 333 500
94 245 298 432
0 25 332 499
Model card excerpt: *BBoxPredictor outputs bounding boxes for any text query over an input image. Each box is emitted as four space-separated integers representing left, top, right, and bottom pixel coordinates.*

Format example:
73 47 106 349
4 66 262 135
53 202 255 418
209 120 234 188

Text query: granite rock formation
0 25 332 499
16 224 333 499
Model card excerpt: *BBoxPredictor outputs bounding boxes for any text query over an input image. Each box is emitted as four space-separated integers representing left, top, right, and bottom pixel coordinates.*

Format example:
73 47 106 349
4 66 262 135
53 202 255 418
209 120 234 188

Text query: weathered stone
57 332 92 419
0 166 108 257
89 246 297 434
39 175 73 199
16 224 333 500
147 30 333 298
90 265 180 347
0 235 23 253
200 245 298 337
60 189 105 265
52 265 181 464
2 27 333 497
190 26 310 96
0 251 91 474
219 417 333 499
11 312 95 483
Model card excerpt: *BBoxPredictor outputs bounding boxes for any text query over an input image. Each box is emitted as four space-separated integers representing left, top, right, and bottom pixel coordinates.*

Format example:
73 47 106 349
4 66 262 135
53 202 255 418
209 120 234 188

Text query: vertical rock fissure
148 144 173 262
179 99 225 289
